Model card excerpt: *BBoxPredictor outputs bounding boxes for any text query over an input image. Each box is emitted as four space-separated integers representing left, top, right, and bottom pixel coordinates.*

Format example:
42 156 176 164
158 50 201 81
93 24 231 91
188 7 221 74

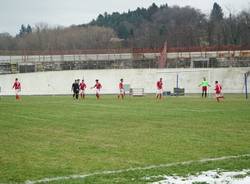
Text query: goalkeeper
198 77 211 98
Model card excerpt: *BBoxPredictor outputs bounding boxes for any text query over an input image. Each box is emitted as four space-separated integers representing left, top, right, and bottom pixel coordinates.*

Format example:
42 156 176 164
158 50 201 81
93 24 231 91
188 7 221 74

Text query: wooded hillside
0 3 249 51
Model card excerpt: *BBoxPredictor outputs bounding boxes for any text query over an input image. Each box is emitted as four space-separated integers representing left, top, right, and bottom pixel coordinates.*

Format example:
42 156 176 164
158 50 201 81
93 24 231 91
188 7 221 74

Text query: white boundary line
24 154 250 184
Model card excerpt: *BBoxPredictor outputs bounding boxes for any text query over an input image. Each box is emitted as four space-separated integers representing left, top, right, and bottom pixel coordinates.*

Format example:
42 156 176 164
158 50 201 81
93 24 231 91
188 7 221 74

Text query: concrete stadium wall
0 68 249 95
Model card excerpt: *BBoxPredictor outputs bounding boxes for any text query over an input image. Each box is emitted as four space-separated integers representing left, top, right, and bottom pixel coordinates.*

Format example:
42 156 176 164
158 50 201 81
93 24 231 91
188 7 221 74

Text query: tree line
0 2 249 51
0 23 116 51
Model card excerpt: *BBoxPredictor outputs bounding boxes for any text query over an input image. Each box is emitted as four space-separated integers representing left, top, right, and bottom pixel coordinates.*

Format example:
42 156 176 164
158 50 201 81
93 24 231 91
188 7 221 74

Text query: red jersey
95 82 102 89
157 81 163 90
13 81 21 89
80 82 86 90
215 84 222 93
119 82 124 89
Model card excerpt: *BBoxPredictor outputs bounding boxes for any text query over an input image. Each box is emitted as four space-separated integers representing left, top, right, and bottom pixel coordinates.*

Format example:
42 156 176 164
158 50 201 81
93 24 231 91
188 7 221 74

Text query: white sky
0 0 249 36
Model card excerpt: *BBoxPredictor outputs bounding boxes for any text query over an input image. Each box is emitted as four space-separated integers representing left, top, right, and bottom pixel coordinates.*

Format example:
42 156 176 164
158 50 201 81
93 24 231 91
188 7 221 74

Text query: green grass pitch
0 95 250 183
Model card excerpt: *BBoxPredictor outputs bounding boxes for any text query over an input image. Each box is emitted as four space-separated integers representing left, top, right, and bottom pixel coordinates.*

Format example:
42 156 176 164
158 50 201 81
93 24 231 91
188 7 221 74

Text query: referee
72 80 80 100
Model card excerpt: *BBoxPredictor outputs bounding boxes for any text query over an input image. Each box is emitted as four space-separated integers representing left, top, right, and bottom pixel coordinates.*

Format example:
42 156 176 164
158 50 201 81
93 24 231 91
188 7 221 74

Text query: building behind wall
0 46 250 74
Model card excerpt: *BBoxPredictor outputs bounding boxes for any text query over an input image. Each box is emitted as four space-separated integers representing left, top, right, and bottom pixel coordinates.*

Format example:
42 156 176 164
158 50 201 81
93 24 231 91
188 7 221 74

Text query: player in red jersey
91 79 102 99
156 78 163 100
12 78 21 100
79 80 87 99
118 78 125 99
214 81 224 102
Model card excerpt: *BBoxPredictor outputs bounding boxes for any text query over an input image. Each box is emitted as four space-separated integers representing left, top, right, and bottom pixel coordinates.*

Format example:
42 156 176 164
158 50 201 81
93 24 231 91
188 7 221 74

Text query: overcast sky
1 0 249 36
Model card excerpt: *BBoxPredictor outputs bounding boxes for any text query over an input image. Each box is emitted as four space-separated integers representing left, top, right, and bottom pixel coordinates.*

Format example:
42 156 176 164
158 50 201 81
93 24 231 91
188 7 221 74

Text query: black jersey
72 82 79 92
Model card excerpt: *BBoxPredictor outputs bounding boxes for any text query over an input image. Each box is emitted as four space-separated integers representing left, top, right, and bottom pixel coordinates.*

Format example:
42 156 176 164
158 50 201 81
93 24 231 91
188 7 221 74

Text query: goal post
244 71 250 99
156 69 212 96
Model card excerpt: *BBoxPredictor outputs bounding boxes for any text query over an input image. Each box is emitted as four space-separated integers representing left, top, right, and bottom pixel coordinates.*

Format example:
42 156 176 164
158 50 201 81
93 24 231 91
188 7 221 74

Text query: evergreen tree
210 3 224 22
209 3 224 46
117 23 129 39
18 24 32 37
26 24 32 33
148 3 158 16
18 24 27 37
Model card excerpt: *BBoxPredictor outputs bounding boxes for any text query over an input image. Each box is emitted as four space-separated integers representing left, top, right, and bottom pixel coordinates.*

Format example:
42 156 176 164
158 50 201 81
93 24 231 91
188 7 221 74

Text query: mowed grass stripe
0 95 249 183
24 154 250 184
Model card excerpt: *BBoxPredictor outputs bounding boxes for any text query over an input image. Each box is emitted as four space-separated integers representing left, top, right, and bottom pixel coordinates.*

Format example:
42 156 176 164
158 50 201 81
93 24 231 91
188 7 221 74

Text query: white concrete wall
0 68 249 95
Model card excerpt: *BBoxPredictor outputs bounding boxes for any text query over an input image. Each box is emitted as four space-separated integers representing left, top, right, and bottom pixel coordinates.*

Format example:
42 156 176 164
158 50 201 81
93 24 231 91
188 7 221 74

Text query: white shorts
119 88 125 94
215 93 223 98
80 89 85 94
156 89 163 95
96 89 100 94
15 89 21 95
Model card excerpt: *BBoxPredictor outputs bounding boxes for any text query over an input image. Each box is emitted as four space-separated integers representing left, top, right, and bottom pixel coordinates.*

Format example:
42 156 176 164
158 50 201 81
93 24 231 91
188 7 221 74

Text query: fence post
245 73 248 99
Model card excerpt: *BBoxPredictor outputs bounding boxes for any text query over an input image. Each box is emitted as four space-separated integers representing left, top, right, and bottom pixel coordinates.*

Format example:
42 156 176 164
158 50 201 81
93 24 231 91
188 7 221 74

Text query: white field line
24 154 250 184
151 169 250 184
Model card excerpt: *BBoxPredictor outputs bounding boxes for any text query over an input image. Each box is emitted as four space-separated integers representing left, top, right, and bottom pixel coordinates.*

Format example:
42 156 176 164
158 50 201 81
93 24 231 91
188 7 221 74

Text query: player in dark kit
72 80 80 100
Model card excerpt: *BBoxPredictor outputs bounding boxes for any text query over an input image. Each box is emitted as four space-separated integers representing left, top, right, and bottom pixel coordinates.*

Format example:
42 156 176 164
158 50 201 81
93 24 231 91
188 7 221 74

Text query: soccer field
0 95 250 184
